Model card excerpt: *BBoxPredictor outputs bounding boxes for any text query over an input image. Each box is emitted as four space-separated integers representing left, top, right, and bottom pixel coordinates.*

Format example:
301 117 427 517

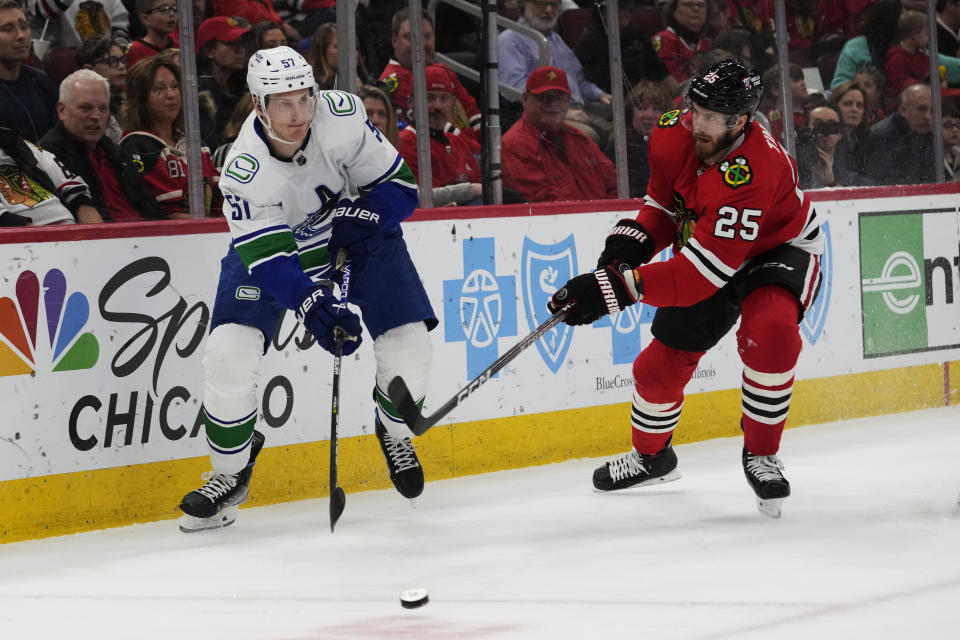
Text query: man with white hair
39 69 163 221
498 0 611 127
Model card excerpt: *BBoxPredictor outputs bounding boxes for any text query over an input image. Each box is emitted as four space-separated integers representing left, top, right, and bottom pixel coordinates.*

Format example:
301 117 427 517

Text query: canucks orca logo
0 269 99 376
800 221 832 345
291 186 340 241
521 236 576 374
657 110 680 128
719 155 752 188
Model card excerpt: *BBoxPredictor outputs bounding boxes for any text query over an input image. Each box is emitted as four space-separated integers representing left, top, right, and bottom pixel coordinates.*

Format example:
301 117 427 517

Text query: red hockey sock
737 287 802 456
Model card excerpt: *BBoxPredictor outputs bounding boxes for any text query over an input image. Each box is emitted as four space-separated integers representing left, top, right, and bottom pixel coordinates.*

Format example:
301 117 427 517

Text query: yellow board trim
1 362 954 543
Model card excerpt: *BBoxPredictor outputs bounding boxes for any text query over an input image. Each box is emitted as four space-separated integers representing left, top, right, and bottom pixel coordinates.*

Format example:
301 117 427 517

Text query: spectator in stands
307 22 337 88
819 0 873 42
575 3 676 96
127 0 178 66
942 101 960 179
830 0 902 89
211 93 253 169
829 81 871 178
75 37 127 142
210 0 299 42
272 0 334 42
851 66 886 124
40 69 164 222
865 83 935 185
761 62 807 145
885 10 932 101
937 0 960 59
605 79 672 198
0 0 57 143
359 83 399 147
380 9 481 137
120 56 221 217
0 126 100 225
31 0 129 50
502 65 617 202
397 65 482 206
196 16 251 145
252 20 286 50
796 105 868 188
652 0 712 83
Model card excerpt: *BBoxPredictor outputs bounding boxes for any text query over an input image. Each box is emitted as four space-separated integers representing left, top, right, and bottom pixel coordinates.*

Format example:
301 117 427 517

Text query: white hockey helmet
248 46 318 143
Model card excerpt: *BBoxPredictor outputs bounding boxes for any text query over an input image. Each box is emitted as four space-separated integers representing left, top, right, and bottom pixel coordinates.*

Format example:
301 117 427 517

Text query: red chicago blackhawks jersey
634 109 823 308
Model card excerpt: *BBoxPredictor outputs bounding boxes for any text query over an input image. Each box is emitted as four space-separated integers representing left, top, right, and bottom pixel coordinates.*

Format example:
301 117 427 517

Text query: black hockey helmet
687 58 763 121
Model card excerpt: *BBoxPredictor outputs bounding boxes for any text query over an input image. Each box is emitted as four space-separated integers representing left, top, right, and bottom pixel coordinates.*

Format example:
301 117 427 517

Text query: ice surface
1 406 958 639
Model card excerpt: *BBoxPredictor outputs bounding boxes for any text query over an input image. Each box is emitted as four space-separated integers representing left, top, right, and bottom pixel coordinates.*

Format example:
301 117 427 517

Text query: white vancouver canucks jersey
218 90 417 309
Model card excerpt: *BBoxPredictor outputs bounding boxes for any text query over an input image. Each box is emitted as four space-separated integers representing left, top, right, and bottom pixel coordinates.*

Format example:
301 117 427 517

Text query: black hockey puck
399 588 429 609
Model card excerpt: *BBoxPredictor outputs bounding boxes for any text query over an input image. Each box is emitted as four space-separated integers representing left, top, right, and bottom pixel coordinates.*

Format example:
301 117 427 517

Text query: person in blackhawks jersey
178 46 437 533
548 59 824 519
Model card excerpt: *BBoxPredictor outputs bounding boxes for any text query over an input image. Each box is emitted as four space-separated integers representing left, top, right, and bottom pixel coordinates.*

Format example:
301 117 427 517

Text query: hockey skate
178 430 266 533
742 446 791 519
593 445 680 491
375 419 424 499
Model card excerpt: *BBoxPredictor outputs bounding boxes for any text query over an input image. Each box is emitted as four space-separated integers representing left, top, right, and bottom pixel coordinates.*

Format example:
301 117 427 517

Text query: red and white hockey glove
548 262 643 326
596 218 657 269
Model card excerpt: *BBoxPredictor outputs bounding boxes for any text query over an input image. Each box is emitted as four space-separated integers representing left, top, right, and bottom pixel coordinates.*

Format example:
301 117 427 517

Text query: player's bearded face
689 105 739 163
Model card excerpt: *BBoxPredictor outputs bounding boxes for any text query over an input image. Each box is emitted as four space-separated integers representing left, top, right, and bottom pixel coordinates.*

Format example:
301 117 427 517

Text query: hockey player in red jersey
548 58 823 518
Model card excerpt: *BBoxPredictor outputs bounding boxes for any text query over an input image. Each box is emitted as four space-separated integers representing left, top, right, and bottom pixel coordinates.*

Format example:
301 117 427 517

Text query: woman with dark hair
252 20 287 50
120 57 221 218
307 22 371 90
828 81 871 183
851 66 886 124
651 0 712 83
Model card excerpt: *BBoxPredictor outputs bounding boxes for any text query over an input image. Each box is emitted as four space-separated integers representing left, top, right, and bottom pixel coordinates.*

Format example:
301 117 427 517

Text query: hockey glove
296 283 363 356
548 262 643 326
596 219 657 269
327 201 383 270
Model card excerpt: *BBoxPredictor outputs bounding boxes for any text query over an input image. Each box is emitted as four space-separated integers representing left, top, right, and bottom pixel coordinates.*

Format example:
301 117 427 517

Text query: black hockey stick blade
388 304 572 436
329 486 346 532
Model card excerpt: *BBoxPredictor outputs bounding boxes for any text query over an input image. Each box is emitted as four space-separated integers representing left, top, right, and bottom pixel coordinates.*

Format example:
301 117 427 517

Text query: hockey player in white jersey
178 47 437 532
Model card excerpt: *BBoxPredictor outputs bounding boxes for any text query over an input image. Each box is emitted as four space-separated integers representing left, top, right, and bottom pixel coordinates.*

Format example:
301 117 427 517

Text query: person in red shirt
501 65 617 202
885 9 932 101
547 59 824 519
126 0 178 66
210 0 300 42
397 64 481 204
652 0 713 83
379 8 481 139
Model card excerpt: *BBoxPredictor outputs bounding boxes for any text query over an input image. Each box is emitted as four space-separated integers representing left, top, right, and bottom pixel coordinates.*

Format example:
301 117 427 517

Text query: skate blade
756 497 785 519
593 469 681 493
178 505 238 533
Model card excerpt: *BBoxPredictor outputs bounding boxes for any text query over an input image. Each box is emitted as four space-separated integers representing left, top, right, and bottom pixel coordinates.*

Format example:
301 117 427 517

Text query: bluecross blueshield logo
443 237 517 379
800 220 832 345
521 235 576 373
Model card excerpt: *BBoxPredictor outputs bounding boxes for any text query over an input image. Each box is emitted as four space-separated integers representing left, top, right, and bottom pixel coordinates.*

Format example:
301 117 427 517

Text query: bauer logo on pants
521 235 576 374
859 209 960 358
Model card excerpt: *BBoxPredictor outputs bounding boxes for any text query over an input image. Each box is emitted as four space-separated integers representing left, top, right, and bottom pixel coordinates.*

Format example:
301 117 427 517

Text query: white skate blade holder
756 497 785 519
178 505 239 533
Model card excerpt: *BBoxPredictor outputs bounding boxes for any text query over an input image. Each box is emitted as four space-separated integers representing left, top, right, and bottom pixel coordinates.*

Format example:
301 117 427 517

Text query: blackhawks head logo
719 155 752 189
657 110 680 128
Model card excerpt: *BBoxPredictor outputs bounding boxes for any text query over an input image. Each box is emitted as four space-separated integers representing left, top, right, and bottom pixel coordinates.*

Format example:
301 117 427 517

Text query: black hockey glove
296 283 363 356
328 202 383 270
547 262 643 326
596 218 657 269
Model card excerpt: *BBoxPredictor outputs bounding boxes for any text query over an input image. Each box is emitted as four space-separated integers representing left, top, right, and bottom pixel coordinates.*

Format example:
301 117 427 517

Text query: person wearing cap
379 8 481 140
396 64 482 206
501 65 617 203
197 16 252 145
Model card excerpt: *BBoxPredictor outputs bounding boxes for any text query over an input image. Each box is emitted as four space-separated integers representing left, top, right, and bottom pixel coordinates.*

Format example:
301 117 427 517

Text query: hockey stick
329 251 355 532
387 304 573 436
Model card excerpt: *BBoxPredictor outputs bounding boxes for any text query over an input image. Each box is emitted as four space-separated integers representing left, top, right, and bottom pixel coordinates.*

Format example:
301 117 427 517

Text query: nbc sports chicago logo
0 269 99 376
858 209 960 358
